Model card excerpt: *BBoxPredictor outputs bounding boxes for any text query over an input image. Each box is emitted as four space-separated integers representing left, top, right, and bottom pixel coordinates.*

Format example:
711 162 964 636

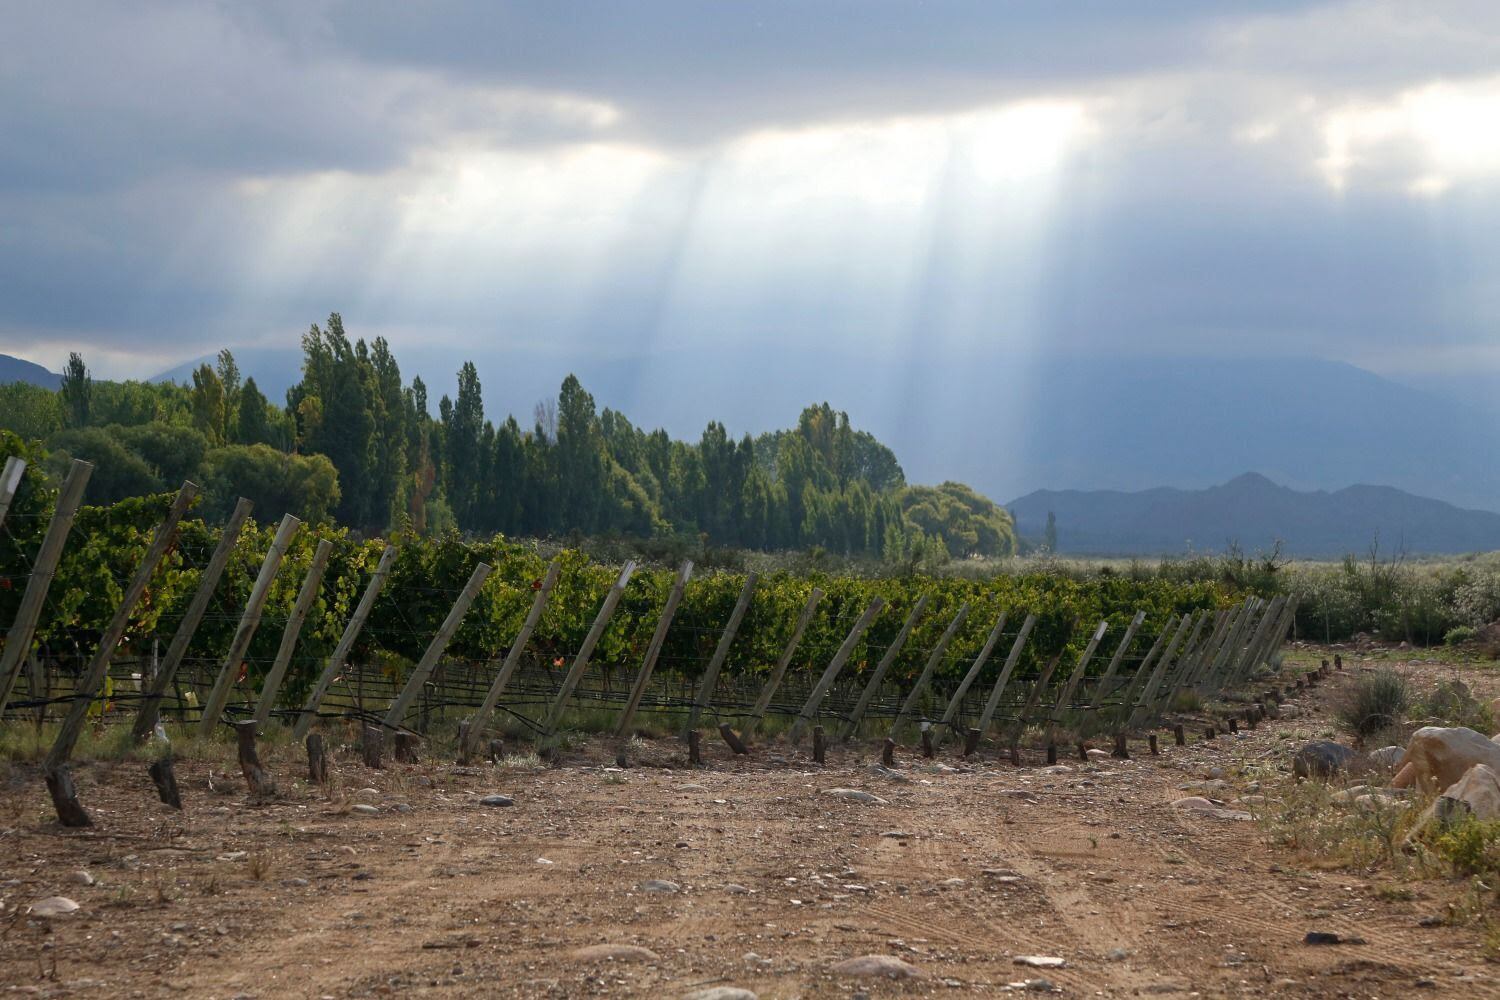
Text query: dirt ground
2 646 1498 999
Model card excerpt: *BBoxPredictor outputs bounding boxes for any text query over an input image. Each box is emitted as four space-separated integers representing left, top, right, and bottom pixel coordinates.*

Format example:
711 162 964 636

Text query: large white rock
1393 727 1500 793
1436 763 1500 823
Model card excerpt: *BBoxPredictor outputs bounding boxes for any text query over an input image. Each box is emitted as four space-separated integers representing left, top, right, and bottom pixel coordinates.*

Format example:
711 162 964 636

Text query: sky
3 1 1500 488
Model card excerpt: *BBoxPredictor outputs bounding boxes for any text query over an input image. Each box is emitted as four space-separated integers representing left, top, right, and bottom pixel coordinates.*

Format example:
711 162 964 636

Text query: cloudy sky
4 2 1500 416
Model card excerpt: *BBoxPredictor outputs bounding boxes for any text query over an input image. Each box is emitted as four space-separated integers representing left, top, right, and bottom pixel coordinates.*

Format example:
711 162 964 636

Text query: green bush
1445 625 1478 646
1333 668 1411 739
1432 816 1500 877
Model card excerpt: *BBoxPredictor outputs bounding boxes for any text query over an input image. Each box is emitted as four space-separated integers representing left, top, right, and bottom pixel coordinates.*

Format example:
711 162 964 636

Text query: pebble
676 783 708 792
831 954 925 979
350 804 380 816
1105 948 1129 961
66 870 95 886
282 878 310 888
355 788 381 799
724 884 751 894
479 795 514 807
1013 955 1066 968
683 989 758 1000
570 943 659 963
823 788 888 804
641 880 681 893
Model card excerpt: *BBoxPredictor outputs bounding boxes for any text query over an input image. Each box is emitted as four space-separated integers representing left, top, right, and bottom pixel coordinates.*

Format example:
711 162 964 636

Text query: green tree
46 426 163 503
234 377 272 445
1044 511 1058 553
117 422 209 485
60 352 91 428
202 443 341 523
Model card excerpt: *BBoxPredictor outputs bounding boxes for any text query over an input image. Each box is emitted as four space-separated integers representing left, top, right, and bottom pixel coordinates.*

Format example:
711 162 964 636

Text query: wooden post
788 597 884 742
488 738 505 763
0 455 26 530
1334 653 1342 670
252 538 332 727
394 731 418 763
686 573 757 735
1228 716 1239 733
385 562 493 728
46 482 198 773
921 726 935 759
1110 617 1175 726
198 514 302 738
1205 726 1216 740
841 594 928 739
881 737 896 768
1173 723 1185 746
1046 619 1110 740
974 614 1037 738
1125 614 1193 729
615 561 693 739
889 604 970 736
1084 610 1147 715
293 544 398 739
0 459 92 716
1112 732 1130 759
747 587 824 730
963 727 980 757
688 729 703 765
1148 733 1159 755
306 733 329 784
1143 611 1211 725
1009 650 1065 749
235 720 274 796
934 610 1009 745
132 498 253 741
812 725 826 764
1077 741 1088 761
541 562 636 737
718 722 749 755
461 560 561 757
149 755 183 808
45 766 91 827
362 723 384 768
1045 742 1057 764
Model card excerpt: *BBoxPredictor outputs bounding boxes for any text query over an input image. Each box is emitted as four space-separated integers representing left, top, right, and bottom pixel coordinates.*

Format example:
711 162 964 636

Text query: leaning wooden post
685 573 758 735
252 538 332 726
384 562 493 728
933 610 1009 746
841 594 929 740
45 481 198 778
461 559 561 758
148 756 182 809
614 560 693 739
197 513 302 738
1202 599 1256 697
132 497 253 740
1126 613 1194 729
974 613 1037 738
306 733 329 784
0 459 92 716
0 455 26 530
292 544 398 740
235 720 274 796
1084 610 1146 715
788 597 884 743
888 604 970 737
1178 608 1232 692
1046 619 1109 742
1110 616 1175 724
746 586 824 730
1007 650 1066 759
541 562 637 738
1144 611 1211 724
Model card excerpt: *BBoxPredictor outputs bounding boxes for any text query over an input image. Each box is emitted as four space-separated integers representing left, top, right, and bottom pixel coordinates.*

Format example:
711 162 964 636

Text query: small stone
831 954 924 979
880 830 912 839
387 803 413 814
350 803 380 816
217 851 248 862
66 870 95 886
355 787 381 799
724 883 751 894
1020 979 1057 992
282 878 310 888
27 897 80 917
1105 948 1129 961
641 880 680 893
683 989 757 1000
823 788 888 804
1085 748 1110 760
570 943 659 963
676 783 708 792
478 795 514 807
1304 931 1365 945
1014 955 1066 968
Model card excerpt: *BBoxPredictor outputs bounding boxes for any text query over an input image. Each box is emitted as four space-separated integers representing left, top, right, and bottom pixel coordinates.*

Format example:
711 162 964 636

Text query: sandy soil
2 646 1497 999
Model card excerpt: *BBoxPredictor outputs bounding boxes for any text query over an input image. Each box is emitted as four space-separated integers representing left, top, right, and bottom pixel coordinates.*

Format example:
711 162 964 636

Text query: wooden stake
45 765 91 827
149 755 183 809
687 729 702 766
394 731 418 764
133 498 253 741
198 514 302 738
1173 723 1185 746
488 738 505 763
293 544 398 740
718 723 749 755
788 597 884 742
1148 733 1159 755
1084 610 1147 716
963 727 980 757
812 725 826 765
235 720 274 797
362 724 384 768
386 562 492 728
934 609 1009 745
0 459 92 716
615 560 693 739
1204 726 1216 740
542 562 636 737
842 594 929 740
889 604 971 737
881 737 896 768
47 481 197 773
747 587 824 730
1112 732 1130 759
686 573 757 736
921 727 935 759
1045 742 1057 764
1046 619 1110 742
306 734 328 784
253 538 332 727
0 455 27 530
461 559 560 757
974 614 1037 739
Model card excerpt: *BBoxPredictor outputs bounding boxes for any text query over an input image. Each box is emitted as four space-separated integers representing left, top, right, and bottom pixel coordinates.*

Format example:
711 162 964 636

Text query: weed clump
1334 668 1410 740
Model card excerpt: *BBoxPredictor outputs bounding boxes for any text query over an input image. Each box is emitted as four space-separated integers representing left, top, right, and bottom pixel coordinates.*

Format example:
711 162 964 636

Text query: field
3 644 1498 999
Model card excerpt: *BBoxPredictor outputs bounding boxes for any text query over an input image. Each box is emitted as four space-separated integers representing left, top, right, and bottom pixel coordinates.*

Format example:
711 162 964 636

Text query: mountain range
1009 473 1500 557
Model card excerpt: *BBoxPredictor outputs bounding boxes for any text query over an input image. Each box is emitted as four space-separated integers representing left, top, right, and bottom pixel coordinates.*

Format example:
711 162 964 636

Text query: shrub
1431 816 1500 877
1334 668 1411 740
1445 625 1478 646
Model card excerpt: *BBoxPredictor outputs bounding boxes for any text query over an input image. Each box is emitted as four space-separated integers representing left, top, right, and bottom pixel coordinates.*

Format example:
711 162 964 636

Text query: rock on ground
830 954 925 978
683 989 757 1000
822 788 887 804
1436 763 1500 823
570 943 660 963
1393 727 1500 792
1292 740 1359 779
28 897 80 917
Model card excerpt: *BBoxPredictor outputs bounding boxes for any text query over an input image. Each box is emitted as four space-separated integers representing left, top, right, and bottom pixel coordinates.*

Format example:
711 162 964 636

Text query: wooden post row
461 559 561 759
888 604 969 737
973 613 1037 739
933 609 1008 746
747 587 824 731
841 594 929 740
252 538 332 726
384 562 493 728
615 561 693 739
685 572 757 736
788 597 884 743
0 459 92 717
197 514 302 737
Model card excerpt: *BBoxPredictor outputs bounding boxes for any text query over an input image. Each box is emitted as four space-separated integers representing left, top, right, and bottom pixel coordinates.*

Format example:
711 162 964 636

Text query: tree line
0 314 1016 561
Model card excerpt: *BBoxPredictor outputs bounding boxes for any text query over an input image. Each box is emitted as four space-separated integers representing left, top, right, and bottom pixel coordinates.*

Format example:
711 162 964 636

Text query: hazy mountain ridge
1009 473 1500 557
0 353 60 388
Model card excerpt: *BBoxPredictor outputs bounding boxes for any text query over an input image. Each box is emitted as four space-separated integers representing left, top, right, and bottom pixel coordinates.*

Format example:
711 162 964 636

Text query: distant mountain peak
0 353 61 388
